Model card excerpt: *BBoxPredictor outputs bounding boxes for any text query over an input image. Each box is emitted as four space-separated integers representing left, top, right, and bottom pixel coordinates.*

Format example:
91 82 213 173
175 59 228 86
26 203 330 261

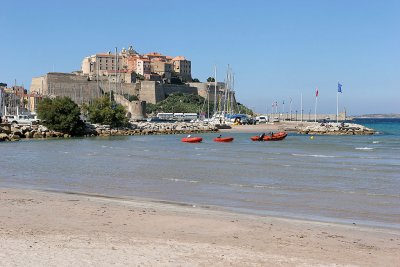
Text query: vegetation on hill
146 92 254 116
37 97 85 135
237 103 254 115
84 96 128 128
146 92 211 115
123 94 138 102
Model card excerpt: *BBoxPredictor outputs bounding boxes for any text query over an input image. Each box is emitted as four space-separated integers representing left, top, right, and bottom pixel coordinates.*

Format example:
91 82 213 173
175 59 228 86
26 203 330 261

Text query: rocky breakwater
94 121 218 136
0 121 218 141
297 122 375 135
0 123 76 141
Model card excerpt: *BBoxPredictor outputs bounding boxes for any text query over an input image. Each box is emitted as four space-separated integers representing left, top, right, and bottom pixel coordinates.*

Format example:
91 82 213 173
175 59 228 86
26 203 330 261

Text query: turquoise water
0 119 399 229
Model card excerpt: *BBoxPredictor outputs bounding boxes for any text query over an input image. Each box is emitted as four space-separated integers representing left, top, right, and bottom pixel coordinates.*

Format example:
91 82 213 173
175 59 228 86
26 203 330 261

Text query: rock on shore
0 121 218 141
297 122 375 135
94 121 218 137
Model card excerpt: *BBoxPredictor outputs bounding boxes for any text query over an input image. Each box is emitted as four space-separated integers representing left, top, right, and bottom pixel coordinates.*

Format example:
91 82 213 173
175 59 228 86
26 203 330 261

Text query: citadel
28 45 227 119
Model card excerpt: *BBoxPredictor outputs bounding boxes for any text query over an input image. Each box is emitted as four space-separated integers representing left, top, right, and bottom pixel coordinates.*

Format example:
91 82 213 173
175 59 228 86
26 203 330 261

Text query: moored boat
181 137 203 143
251 132 287 141
213 136 234 142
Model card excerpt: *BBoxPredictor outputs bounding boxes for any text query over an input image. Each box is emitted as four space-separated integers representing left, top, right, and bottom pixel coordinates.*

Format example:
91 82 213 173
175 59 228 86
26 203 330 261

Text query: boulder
0 133 9 141
25 131 34 138
33 132 43 138
12 130 24 137
38 125 49 132
10 134 21 141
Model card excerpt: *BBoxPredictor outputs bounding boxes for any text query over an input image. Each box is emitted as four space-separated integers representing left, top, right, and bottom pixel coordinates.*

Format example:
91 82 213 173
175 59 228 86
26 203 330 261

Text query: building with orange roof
81 52 124 77
81 46 192 83
172 56 192 82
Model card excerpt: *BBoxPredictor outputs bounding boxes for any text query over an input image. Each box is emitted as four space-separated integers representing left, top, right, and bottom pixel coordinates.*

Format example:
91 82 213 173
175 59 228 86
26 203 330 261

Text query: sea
1 118 399 229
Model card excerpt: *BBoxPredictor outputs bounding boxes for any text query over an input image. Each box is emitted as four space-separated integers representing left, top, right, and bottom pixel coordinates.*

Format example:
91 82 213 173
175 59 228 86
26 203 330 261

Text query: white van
256 116 267 124
4 114 39 125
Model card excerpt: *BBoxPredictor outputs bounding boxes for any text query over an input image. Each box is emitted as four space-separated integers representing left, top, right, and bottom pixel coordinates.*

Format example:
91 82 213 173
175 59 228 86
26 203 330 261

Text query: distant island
353 114 400 119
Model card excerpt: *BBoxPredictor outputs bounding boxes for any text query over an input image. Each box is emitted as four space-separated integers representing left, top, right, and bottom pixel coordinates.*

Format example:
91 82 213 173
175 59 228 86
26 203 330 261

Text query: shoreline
1 187 399 266
1 120 375 142
38 187 400 231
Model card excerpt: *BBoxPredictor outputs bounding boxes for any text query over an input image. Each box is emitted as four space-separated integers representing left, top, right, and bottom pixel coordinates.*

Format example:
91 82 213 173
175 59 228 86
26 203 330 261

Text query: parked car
272 117 280 122
256 116 267 124
3 114 40 125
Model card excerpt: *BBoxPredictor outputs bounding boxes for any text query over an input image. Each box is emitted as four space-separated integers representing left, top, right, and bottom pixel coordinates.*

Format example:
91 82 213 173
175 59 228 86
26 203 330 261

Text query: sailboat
200 65 245 126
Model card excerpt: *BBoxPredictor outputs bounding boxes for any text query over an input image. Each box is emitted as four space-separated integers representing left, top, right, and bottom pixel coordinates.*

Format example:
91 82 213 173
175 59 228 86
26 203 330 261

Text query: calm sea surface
1 118 399 229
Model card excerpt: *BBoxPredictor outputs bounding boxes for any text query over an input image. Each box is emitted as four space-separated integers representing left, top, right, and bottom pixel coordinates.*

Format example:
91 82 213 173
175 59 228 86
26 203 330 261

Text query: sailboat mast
214 66 217 115
207 85 210 119
114 47 118 102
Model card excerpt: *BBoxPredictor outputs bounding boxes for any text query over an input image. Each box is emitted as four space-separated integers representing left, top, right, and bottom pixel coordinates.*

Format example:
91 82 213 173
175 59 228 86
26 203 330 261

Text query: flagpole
314 94 317 122
336 91 339 123
300 93 303 122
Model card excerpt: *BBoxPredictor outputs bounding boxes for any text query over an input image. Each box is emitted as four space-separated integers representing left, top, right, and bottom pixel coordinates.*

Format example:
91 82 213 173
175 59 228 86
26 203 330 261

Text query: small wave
355 147 374 150
230 184 280 190
229 183 246 188
292 153 336 158
372 141 380 144
162 178 199 183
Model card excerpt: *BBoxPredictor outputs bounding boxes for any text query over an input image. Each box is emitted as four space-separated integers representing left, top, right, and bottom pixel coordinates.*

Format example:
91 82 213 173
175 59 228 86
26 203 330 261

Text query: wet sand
218 121 305 133
0 188 399 266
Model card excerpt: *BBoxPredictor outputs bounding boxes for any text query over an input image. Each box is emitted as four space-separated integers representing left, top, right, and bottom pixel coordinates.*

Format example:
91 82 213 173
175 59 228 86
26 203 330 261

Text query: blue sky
1 0 399 115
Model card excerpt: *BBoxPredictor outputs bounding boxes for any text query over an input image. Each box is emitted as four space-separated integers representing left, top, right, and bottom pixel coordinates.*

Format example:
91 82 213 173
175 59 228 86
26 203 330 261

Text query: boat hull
213 137 234 142
181 137 203 143
251 132 287 141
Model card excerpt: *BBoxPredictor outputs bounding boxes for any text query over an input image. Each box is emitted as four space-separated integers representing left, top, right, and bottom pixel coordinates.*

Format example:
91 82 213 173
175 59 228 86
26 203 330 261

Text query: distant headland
352 114 400 119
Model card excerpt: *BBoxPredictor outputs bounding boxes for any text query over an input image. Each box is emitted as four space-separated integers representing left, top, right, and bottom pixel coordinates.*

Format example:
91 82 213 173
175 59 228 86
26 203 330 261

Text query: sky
1 0 399 115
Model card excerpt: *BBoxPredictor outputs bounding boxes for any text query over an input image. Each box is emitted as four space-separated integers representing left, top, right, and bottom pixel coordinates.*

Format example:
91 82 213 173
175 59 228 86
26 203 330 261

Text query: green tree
86 96 128 128
237 102 254 115
37 97 85 135
206 77 215 82
123 94 138 102
145 93 214 117
192 78 200 82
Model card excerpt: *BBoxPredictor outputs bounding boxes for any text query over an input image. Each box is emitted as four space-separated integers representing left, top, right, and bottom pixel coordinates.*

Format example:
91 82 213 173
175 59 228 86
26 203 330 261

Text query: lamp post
295 110 298 121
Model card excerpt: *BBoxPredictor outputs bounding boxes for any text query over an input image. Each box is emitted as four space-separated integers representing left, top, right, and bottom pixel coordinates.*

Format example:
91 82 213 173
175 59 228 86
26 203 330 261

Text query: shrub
86 96 128 128
37 97 85 135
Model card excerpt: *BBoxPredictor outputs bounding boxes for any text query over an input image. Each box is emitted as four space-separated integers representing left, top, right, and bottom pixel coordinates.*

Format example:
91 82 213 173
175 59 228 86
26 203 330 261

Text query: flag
315 88 319 97
338 82 342 93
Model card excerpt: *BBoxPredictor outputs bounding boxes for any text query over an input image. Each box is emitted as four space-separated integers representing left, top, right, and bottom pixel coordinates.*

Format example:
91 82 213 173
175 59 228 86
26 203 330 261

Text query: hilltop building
81 46 192 83
29 45 230 119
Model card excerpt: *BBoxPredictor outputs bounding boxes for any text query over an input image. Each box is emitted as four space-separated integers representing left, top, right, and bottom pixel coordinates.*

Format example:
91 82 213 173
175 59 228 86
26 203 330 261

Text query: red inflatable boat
251 132 287 141
181 137 203 143
213 136 234 142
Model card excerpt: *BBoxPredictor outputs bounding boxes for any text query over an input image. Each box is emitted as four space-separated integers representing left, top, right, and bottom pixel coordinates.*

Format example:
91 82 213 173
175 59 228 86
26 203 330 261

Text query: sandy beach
219 121 303 133
1 188 399 266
